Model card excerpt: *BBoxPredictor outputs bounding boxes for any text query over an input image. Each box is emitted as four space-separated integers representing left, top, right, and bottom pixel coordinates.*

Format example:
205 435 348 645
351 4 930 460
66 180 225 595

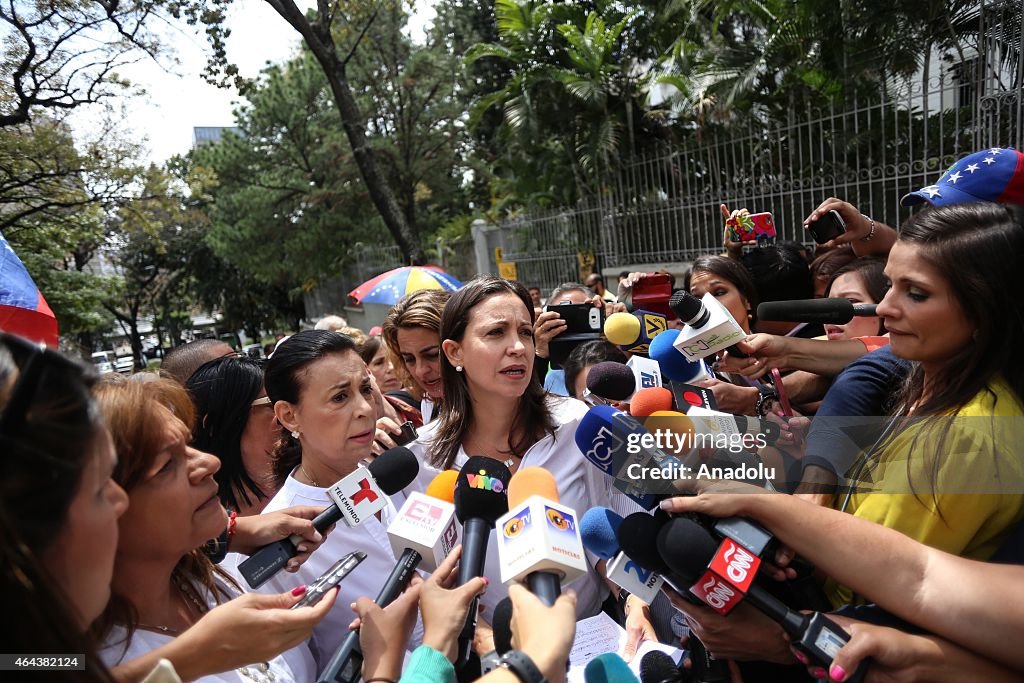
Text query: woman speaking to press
408 277 651 644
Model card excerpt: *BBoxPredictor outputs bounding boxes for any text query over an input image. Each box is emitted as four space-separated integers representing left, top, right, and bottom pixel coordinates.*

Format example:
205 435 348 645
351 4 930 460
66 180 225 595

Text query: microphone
649 329 712 384
757 298 878 324
629 387 674 417
318 470 458 683
454 456 512 668
575 406 684 508
627 355 664 391
683 405 782 451
581 507 664 605
605 310 669 356
587 361 636 402
239 446 419 588
657 518 868 682
492 596 514 655
669 291 749 361
584 653 640 683
639 651 687 683
497 467 586 605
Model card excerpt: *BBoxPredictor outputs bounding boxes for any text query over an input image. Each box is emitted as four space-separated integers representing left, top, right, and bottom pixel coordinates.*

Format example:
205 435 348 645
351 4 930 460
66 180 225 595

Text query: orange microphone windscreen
425 469 460 503
629 387 674 417
507 466 560 507
645 411 696 455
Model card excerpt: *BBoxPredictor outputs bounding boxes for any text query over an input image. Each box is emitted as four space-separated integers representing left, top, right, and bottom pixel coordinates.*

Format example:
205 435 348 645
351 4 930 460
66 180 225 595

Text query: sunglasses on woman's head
0 332 86 439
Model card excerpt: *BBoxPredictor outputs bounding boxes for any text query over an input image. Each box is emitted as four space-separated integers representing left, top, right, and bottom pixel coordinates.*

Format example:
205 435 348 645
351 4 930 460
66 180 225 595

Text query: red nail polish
291 585 307 596
482 577 490 586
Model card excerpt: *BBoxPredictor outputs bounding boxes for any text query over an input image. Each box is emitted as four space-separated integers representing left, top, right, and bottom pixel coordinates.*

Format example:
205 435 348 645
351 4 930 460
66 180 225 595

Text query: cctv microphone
639 650 688 683
757 298 878 325
587 361 637 402
497 467 586 606
454 456 512 668
318 469 459 683
581 507 664 605
657 518 868 683
239 446 419 588
605 310 669 356
584 653 640 683
670 291 749 361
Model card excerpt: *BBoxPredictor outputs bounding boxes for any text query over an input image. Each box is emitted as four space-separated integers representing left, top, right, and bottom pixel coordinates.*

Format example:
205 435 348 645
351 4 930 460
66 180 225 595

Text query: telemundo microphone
669 291 749 361
604 310 669 356
496 467 587 606
318 470 460 683
657 518 868 683
757 298 878 324
580 507 664 605
239 446 419 588
454 456 512 669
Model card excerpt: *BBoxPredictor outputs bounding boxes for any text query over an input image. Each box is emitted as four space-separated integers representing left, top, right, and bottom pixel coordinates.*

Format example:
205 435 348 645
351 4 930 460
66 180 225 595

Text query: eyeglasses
0 332 85 439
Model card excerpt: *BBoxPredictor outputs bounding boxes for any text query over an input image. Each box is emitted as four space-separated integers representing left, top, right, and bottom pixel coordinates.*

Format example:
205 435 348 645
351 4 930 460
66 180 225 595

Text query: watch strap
500 650 548 683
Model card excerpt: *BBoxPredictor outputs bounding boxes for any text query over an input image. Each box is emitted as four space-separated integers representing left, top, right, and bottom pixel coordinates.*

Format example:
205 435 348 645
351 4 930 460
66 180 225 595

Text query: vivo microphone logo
723 543 755 584
352 478 380 506
465 469 506 493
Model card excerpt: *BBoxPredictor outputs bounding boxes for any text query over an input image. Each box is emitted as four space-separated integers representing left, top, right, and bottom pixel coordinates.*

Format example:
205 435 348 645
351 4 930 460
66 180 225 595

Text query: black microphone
586 361 635 402
492 596 514 655
640 650 688 683
669 291 748 358
454 456 511 669
239 447 419 588
757 298 878 324
657 518 868 683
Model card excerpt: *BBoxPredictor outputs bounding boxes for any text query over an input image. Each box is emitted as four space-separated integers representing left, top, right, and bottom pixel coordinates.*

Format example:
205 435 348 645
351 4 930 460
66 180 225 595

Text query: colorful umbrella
349 266 463 305
0 232 58 346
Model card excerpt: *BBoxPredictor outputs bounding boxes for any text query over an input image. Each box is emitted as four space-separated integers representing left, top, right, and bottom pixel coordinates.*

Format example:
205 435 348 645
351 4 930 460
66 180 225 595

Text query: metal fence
493 0 1024 293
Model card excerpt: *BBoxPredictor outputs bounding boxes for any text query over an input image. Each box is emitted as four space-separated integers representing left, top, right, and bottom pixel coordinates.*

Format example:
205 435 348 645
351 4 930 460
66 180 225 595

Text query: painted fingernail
790 649 807 664
659 499 673 510
482 576 489 585
312 531 323 542
811 667 826 679
830 664 847 682
711 362 721 370
291 585 307 596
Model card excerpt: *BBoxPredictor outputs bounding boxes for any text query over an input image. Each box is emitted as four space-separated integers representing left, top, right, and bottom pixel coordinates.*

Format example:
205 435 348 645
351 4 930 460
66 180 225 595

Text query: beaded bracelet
860 214 876 242
226 510 238 545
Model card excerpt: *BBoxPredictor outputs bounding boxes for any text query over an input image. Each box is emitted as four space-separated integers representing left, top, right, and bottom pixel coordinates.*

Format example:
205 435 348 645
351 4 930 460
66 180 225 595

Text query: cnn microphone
639 651 687 683
605 310 669 356
454 456 512 668
657 518 868 683
318 470 460 683
581 507 664 605
584 653 639 683
670 291 749 361
587 361 636 403
757 298 878 324
239 446 419 588
495 467 586 606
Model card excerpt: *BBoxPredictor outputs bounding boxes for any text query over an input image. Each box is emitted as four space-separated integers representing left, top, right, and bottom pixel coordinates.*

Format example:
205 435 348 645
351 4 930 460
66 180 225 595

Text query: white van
91 351 114 374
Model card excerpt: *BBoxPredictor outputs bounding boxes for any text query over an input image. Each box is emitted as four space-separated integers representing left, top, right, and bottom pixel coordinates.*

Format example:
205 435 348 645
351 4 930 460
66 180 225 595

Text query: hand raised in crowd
802 616 1024 683
721 203 756 259
116 586 337 682
534 309 568 360
803 198 895 256
420 545 489 661
713 335 789 379
372 415 405 456
231 506 329 571
506 583 577 683
350 576 424 681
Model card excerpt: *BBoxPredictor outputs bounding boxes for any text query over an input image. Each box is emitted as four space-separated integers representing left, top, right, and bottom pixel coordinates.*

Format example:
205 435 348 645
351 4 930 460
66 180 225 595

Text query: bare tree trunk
264 0 426 265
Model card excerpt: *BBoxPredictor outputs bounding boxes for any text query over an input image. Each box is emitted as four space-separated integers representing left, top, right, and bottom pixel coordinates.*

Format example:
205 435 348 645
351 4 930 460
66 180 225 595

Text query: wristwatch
616 587 632 614
499 650 548 683
755 384 778 419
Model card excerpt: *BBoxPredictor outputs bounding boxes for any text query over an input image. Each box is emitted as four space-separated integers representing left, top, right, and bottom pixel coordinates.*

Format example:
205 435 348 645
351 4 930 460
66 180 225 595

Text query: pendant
503 457 515 470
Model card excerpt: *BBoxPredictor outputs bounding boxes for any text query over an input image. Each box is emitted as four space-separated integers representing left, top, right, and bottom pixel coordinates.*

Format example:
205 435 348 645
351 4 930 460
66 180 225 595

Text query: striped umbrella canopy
349 265 462 305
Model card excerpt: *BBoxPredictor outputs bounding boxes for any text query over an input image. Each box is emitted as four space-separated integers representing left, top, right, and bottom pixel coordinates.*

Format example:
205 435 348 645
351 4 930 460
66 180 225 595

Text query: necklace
300 463 321 487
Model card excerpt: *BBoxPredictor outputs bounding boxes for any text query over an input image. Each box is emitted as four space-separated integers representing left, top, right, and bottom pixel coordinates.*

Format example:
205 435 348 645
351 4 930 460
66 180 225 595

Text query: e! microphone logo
405 500 443 524
351 478 380 506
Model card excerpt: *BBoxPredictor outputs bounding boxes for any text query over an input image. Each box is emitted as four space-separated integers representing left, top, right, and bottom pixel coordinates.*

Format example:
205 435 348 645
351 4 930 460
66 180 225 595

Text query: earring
455 364 463 372
290 430 300 439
